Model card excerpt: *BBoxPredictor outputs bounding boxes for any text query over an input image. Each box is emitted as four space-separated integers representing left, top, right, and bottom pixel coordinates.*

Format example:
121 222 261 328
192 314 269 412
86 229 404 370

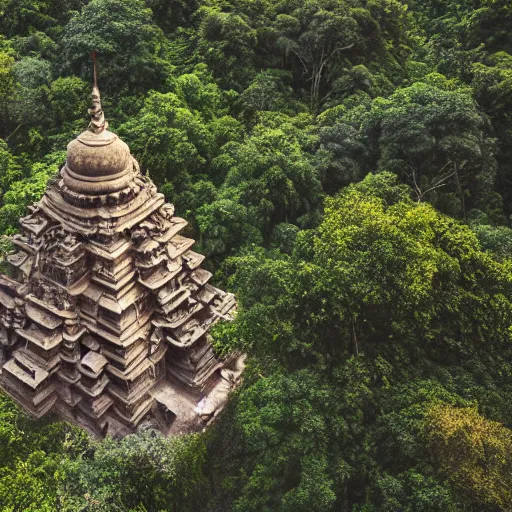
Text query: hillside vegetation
0 0 512 510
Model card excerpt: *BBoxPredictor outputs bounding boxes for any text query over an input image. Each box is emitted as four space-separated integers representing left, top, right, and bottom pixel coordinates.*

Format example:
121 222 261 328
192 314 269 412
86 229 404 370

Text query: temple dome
60 83 138 198
66 129 131 179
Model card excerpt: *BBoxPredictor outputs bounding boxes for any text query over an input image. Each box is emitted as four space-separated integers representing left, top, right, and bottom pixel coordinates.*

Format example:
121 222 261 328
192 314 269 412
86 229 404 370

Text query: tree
223 172 512 369
0 0 85 38
274 0 360 111
0 151 62 233
196 113 322 258
424 404 512 510
59 431 208 512
9 57 52 127
61 0 171 95
210 173 512 511
316 102 370 193
146 0 198 33
471 53 512 218
0 394 89 511
239 70 295 117
0 51 15 138
119 90 212 186
463 0 512 55
229 367 369 512
196 196 265 258
196 6 258 90
471 223 512 260
48 76 88 127
364 76 497 218
375 470 458 512
0 139 22 197
119 72 239 193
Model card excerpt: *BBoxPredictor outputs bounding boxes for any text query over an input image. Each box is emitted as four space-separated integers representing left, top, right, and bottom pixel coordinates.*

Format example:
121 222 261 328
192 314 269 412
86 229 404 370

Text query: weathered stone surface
0 84 243 437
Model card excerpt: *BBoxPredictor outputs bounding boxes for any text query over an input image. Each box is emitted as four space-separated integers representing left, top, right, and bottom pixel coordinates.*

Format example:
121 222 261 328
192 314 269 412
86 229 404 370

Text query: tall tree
61 0 171 95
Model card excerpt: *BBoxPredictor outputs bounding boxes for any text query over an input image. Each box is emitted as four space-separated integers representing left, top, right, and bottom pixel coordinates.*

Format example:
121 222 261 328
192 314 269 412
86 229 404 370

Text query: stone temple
0 82 243 437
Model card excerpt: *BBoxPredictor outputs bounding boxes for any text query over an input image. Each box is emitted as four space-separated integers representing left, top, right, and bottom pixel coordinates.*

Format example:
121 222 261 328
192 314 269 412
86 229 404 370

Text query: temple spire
0 48 242 436
88 51 109 134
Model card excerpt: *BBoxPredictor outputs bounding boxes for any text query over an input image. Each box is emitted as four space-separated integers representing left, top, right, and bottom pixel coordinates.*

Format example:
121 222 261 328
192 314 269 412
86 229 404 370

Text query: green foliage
0 151 62 233
119 72 239 200
0 139 22 196
0 0 512 511
424 404 512 510
274 0 362 110
239 70 295 117
271 222 300 254
231 368 360 512
0 394 89 511
225 173 512 368
61 0 171 95
195 112 322 258
0 0 85 39
60 431 208 511
368 78 495 216
197 5 258 90
375 469 459 512
120 90 213 184
0 394 208 512
48 76 88 127
10 57 52 127
212 173 512 510
0 51 14 138
471 53 512 217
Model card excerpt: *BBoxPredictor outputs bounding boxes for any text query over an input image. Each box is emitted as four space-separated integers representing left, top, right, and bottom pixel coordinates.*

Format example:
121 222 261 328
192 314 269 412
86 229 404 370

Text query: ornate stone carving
0 78 242 438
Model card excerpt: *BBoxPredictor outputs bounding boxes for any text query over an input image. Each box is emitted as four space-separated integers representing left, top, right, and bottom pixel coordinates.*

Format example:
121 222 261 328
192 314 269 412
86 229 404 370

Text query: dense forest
0 0 512 510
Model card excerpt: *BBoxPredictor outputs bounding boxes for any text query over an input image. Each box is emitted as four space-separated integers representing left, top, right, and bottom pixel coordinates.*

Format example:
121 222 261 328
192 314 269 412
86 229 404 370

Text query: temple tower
0 79 243 437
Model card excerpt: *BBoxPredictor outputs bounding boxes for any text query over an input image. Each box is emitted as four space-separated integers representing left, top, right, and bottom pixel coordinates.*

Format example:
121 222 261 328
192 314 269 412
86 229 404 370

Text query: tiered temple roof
0 80 244 437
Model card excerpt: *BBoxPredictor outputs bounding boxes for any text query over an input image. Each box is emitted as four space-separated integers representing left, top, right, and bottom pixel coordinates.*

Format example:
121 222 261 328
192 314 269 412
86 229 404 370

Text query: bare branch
422 171 456 196
431 160 454 181
410 167 423 202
